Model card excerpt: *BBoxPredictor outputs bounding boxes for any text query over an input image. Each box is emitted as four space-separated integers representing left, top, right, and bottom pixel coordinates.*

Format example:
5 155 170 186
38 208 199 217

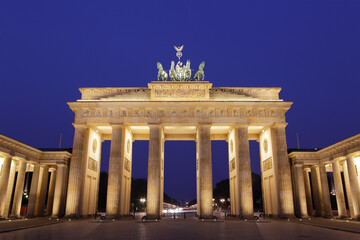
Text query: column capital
111 124 125 128
148 119 162 125
0 152 12 159
310 164 319 170
294 162 304 167
319 162 328 168
72 123 87 129
271 123 288 129
234 124 249 128
56 163 67 167
197 123 212 128
346 152 360 159
13 157 26 163
331 158 343 164
40 165 50 170
197 121 212 126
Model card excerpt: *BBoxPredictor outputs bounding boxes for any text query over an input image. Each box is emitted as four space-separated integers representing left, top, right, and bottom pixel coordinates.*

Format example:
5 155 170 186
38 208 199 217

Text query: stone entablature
0 134 72 219
69 101 291 127
66 81 295 219
0 134 71 165
289 133 360 166
78 83 282 102
289 133 360 220
148 81 212 101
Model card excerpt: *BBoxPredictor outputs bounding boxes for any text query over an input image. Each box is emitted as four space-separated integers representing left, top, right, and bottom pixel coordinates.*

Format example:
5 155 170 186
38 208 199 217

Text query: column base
198 215 216 220
238 214 254 220
144 214 161 220
265 214 295 219
65 214 81 219
105 214 120 219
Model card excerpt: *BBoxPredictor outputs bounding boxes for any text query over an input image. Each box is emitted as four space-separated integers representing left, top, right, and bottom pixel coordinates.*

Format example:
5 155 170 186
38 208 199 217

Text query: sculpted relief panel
76 106 287 124
263 157 272 172
154 89 206 98
88 157 98 172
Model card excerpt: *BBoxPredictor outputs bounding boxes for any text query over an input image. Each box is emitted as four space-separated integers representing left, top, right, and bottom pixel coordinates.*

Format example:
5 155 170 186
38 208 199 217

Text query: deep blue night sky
1 1 360 202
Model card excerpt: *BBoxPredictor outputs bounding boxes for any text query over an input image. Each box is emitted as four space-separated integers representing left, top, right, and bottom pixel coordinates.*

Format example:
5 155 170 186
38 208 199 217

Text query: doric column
332 159 347 218
2 160 16 219
271 125 294 217
197 124 213 219
46 168 57 216
319 164 333 218
65 125 88 217
0 154 13 218
10 160 27 218
35 166 49 216
106 125 125 218
293 164 308 218
234 125 253 218
52 164 67 218
311 165 324 217
303 168 314 216
342 160 355 218
160 130 165 216
146 125 163 219
196 137 201 216
345 155 360 220
27 164 40 217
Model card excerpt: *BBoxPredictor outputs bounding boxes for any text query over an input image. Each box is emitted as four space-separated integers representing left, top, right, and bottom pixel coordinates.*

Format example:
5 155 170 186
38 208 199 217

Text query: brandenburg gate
64 46 295 219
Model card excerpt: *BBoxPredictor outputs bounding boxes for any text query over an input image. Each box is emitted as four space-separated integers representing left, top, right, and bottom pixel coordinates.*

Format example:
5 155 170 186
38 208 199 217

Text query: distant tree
188 198 197 206
212 173 263 211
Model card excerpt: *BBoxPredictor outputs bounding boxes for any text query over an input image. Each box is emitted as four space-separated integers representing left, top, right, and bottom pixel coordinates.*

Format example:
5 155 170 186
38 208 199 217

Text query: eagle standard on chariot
157 45 205 82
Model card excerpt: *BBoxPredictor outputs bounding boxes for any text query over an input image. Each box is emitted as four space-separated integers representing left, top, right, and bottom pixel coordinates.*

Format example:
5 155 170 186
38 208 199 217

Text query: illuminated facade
0 135 71 219
65 81 295 219
289 134 360 220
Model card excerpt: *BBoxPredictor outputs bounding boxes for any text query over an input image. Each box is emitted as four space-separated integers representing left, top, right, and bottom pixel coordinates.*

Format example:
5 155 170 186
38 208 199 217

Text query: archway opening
212 140 230 213
164 141 196 207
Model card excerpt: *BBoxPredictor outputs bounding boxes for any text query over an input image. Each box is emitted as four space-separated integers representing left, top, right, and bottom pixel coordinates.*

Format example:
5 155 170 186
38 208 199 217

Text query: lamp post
140 198 146 212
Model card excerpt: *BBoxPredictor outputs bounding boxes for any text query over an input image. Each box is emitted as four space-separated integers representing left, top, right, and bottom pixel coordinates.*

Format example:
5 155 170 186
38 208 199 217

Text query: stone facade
66 81 294 219
0 134 71 219
289 133 360 220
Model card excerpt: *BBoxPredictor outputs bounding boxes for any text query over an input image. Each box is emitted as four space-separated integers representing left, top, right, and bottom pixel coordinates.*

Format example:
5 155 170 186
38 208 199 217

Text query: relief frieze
230 158 235 172
88 157 98 172
154 89 206 99
263 157 272 172
124 158 131 172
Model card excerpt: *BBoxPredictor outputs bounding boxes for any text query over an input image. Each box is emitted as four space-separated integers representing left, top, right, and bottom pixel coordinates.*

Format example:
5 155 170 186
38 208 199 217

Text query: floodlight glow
0 156 4 171
354 157 360 167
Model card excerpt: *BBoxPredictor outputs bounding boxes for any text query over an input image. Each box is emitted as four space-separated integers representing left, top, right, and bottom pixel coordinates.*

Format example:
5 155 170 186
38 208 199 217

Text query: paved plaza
0 217 359 240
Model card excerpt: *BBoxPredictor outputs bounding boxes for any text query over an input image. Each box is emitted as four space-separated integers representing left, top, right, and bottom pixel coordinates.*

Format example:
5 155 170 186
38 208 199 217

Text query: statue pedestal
148 81 212 101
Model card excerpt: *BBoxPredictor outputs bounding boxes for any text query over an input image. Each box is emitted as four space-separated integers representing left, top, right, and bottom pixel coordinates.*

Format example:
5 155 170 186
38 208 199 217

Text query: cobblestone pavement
0 216 359 240
0 218 64 233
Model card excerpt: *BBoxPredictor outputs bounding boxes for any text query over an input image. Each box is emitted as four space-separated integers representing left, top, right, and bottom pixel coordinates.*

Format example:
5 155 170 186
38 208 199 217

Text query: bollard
184 212 186 219
173 212 176 219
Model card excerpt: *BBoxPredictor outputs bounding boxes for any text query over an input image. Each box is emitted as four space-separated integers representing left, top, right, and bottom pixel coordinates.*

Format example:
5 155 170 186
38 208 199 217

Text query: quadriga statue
194 61 205 81
157 62 168 81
